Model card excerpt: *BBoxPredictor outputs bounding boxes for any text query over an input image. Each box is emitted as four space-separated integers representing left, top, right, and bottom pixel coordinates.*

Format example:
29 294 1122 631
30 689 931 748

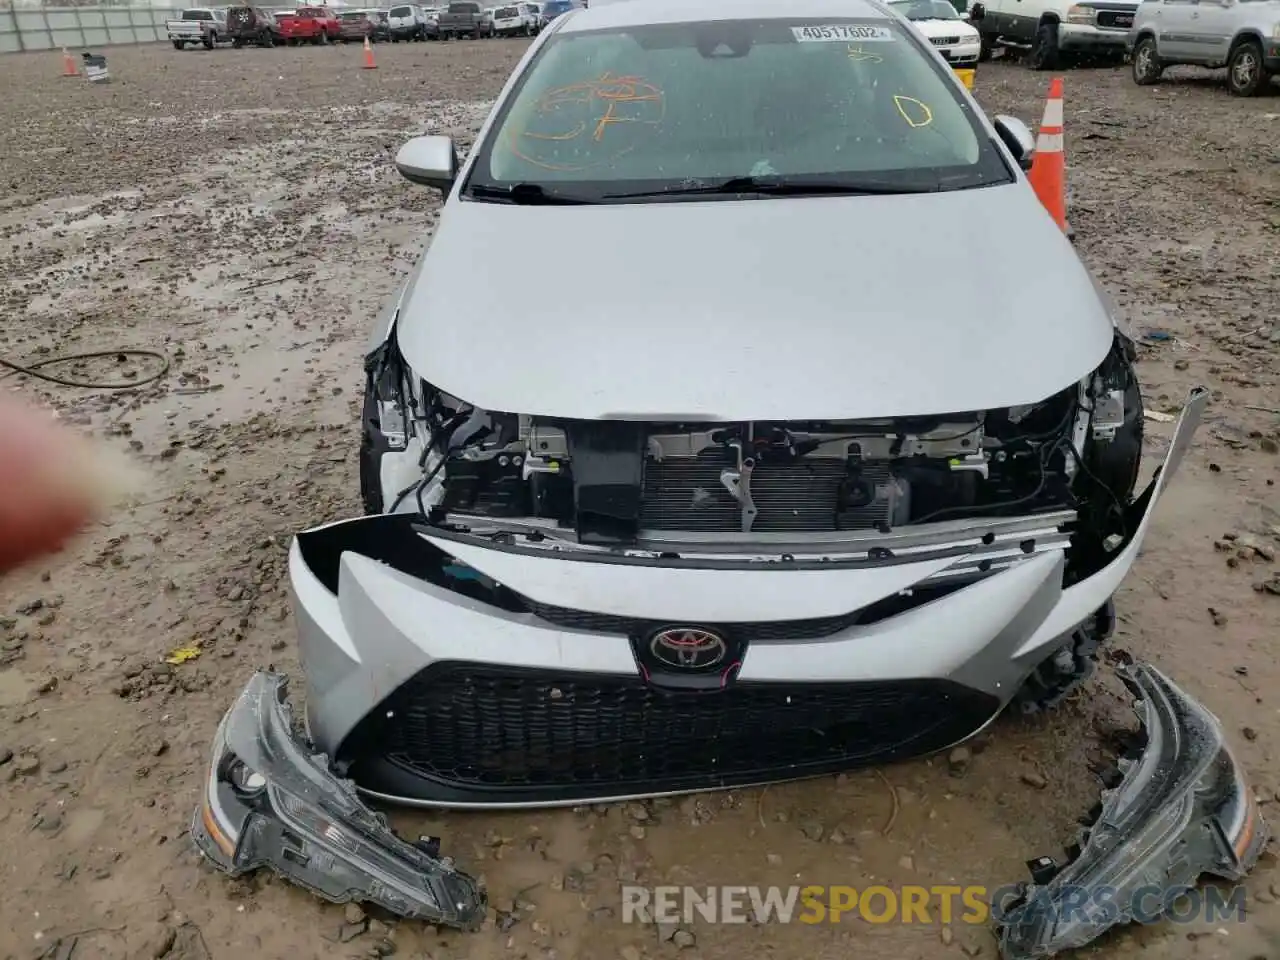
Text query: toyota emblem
649 627 728 670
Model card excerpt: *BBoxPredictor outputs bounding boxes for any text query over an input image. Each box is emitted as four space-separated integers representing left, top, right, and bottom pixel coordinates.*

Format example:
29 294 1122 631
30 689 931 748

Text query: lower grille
931 35 962 45
345 664 999 803
639 451 890 533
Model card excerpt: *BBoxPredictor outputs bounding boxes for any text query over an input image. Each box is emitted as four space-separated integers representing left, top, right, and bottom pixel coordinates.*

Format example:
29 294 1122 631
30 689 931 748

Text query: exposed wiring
815 421 986 447
908 384 1137 533
1063 369 1131 540
0 349 170 389
1000 393 1080 446
388 479 420 515
908 395 1081 526
908 435 1063 526
386 402 476 517
1063 430 1128 541
414 454 449 519
387 435 448 516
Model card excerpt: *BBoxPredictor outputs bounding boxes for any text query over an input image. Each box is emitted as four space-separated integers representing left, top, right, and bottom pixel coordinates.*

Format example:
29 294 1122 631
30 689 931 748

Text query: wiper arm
467 183 598 205
604 176 939 200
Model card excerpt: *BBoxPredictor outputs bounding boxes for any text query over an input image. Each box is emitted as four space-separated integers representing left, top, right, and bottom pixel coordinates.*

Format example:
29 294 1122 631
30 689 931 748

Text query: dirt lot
0 36 1278 960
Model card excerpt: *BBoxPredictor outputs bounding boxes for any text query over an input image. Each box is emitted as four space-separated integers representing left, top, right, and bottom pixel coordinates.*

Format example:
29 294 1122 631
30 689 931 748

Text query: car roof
559 0 892 31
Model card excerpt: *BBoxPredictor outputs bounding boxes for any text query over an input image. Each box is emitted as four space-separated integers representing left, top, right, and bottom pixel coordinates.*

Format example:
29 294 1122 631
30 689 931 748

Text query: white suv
1128 0 1280 96
388 3 428 39
492 2 532 33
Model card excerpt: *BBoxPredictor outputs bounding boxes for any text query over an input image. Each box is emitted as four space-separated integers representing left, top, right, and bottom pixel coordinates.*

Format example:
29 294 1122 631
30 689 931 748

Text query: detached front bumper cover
996 661 1268 959
190 670 487 929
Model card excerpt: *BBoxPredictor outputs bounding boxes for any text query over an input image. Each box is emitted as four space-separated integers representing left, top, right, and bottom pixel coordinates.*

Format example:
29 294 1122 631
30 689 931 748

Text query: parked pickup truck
436 0 486 38
276 5 341 43
166 7 231 49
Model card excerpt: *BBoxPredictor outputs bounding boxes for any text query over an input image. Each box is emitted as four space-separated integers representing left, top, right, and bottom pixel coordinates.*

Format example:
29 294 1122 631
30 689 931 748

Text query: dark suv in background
538 0 584 28
226 6 281 46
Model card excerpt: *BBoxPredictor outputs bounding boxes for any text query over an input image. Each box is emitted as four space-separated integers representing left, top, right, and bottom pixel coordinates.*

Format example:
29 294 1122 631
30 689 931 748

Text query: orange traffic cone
362 36 377 69
60 47 78 78
1027 77 1067 234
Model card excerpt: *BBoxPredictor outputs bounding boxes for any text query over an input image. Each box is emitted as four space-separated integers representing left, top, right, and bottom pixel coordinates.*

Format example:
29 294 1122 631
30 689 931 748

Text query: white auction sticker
791 24 895 41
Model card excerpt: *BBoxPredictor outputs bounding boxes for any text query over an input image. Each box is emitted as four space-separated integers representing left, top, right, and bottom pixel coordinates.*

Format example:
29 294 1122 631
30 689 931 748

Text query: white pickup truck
165 7 231 49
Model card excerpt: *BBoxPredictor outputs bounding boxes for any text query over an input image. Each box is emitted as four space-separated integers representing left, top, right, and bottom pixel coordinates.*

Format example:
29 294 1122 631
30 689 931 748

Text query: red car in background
275 5 342 43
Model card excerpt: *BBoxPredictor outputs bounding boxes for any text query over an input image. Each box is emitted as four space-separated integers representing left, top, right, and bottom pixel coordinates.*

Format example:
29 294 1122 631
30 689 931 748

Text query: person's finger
0 397 139 575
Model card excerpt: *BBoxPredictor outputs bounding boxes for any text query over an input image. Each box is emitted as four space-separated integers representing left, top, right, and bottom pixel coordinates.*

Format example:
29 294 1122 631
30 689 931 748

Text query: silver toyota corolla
190 0 1263 943
204 0 1213 814
306 0 1208 808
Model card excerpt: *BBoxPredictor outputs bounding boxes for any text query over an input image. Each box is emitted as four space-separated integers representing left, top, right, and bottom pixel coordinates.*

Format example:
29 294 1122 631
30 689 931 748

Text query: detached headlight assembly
995 662 1268 960
191 671 487 929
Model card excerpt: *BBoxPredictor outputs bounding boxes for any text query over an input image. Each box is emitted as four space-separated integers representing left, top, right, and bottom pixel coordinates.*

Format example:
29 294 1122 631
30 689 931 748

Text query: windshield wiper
603 176 940 200
467 183 598 205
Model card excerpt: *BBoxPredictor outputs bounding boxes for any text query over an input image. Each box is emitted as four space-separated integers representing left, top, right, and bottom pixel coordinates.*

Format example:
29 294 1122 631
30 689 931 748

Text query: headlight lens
217 751 268 800
1066 4 1094 22
225 757 267 796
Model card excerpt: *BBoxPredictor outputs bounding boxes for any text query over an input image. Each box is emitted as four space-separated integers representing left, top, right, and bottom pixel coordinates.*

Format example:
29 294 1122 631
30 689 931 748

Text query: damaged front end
361 327 1146 562
995 661 1268 959
190 670 486 929
292 305 1214 808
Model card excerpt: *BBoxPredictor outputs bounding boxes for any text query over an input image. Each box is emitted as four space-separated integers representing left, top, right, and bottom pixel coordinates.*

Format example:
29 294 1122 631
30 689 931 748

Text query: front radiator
638 449 890 533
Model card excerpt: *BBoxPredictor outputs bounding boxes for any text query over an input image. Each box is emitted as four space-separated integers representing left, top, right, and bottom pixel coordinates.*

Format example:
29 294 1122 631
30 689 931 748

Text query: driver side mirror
395 135 458 193
969 2 985 18
993 115 1036 172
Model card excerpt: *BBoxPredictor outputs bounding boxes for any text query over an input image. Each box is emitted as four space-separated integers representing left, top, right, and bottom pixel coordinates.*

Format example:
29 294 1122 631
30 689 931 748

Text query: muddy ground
0 37 1278 960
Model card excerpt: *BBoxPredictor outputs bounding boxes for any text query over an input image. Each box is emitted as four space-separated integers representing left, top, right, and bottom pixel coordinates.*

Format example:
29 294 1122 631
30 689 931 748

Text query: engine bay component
566 420 646 543
419 401 1074 536
718 438 759 534
361 335 1147 544
190 670 487 929
995 661 1268 959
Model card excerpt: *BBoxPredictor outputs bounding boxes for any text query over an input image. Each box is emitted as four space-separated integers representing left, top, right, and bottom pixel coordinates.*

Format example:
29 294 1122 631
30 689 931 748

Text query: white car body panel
397 187 1113 421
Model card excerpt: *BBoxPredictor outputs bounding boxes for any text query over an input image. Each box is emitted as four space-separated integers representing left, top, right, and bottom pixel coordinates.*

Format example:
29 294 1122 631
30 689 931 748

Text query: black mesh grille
347 664 998 802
